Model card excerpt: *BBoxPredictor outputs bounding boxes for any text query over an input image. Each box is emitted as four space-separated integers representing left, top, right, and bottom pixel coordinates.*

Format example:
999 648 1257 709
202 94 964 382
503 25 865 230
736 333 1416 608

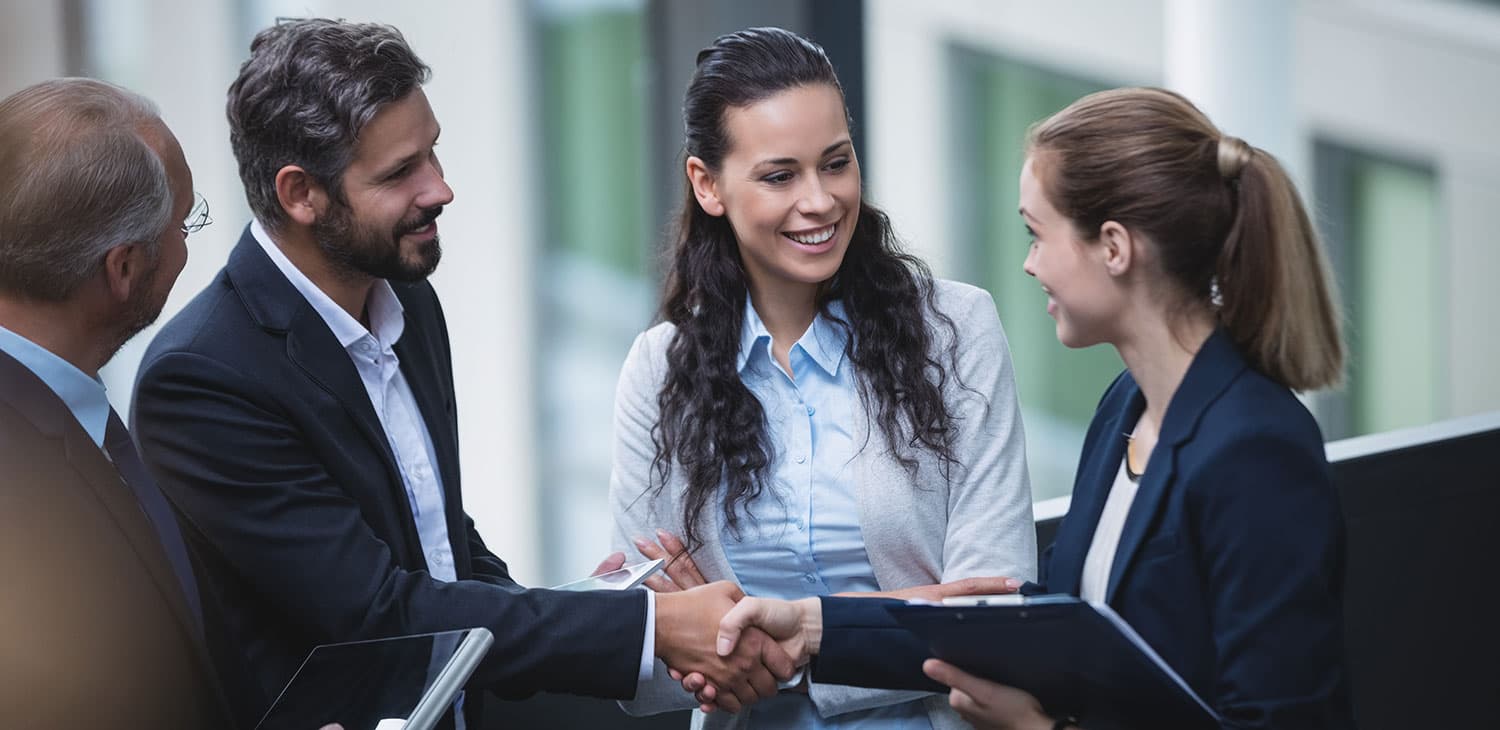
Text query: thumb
716 598 759 656
592 551 626 576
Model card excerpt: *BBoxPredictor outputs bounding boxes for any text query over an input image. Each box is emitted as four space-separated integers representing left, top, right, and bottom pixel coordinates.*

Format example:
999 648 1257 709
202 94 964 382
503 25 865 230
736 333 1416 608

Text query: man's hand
923 659 1056 730
840 576 1024 602
670 596 823 713
632 529 708 593
654 582 796 713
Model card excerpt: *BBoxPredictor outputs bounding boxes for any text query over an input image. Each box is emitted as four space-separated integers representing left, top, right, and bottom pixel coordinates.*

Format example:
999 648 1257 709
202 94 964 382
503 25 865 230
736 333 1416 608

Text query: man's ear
274 165 329 226
685 156 725 217
1099 220 1135 277
99 242 151 304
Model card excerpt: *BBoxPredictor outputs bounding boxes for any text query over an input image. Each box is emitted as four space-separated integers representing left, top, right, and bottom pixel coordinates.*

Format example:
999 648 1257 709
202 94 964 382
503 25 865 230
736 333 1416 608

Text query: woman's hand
838 576 1023 602
923 659 1058 730
632 529 709 593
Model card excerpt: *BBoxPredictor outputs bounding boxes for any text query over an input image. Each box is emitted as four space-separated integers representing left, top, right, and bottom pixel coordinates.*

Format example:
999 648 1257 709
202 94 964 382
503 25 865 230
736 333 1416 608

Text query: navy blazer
131 227 647 728
1 350 233 728
815 330 1354 729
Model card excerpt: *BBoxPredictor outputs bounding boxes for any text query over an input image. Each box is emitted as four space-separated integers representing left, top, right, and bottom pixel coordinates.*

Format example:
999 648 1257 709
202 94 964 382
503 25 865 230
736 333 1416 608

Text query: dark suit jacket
131 226 647 729
814 329 1354 729
0 349 232 729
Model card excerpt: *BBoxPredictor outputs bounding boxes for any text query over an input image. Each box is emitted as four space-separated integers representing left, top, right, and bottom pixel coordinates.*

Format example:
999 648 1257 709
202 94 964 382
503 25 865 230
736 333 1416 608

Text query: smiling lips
783 223 837 252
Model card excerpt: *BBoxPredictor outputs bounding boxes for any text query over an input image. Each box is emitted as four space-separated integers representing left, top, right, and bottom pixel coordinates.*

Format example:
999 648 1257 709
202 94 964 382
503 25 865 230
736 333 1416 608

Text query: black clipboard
255 628 493 730
886 596 1219 729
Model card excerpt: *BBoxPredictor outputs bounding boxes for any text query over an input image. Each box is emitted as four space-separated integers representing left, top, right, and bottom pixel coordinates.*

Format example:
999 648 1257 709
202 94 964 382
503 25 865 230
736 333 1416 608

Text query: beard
312 200 444 283
102 262 169 363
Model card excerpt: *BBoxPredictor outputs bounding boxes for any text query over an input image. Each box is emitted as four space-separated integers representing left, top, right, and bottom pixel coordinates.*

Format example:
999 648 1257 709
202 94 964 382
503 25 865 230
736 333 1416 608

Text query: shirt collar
735 297 849 377
0 324 111 447
250 219 406 352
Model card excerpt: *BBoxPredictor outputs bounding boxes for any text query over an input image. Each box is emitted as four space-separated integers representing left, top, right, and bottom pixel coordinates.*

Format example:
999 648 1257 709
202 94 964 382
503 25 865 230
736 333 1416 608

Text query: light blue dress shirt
721 301 932 729
0 324 111 447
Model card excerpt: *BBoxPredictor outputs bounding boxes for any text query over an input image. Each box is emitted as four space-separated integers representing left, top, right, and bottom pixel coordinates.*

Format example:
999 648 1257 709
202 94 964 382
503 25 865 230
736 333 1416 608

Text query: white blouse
1080 457 1142 603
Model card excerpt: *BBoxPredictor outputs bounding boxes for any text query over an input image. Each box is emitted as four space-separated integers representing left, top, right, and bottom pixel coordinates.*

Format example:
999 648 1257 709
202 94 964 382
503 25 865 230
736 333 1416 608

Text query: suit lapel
1103 328 1247 601
1048 384 1142 596
0 351 217 685
226 227 419 552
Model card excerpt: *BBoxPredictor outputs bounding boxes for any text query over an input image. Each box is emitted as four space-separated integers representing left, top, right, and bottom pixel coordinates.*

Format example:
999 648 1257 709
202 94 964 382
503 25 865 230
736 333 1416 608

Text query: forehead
137 119 193 204
721 84 848 160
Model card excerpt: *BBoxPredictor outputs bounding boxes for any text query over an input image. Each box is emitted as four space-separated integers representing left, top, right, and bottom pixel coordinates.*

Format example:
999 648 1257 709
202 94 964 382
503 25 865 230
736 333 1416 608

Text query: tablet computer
255 627 493 730
550 558 664 591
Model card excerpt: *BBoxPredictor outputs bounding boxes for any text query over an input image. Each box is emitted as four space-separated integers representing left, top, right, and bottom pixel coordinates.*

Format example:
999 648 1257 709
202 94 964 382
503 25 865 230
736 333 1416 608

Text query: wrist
798 597 823 655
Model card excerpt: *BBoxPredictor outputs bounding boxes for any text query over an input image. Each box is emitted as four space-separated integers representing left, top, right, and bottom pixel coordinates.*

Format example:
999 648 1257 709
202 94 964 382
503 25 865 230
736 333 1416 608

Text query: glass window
533 0 656 583
1314 143 1442 439
951 48 1120 501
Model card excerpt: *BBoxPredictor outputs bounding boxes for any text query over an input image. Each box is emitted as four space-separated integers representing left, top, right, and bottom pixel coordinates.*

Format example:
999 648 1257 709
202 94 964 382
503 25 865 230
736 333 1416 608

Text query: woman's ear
274 165 329 227
685 156 725 217
1099 220 1135 277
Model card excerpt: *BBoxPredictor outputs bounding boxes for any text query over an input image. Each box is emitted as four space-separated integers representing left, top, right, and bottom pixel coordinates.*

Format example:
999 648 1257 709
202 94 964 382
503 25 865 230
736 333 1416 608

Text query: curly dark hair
653 27 963 550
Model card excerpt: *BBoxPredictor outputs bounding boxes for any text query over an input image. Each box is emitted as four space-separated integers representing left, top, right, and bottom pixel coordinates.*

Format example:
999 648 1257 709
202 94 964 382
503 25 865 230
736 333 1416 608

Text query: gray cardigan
609 279 1037 729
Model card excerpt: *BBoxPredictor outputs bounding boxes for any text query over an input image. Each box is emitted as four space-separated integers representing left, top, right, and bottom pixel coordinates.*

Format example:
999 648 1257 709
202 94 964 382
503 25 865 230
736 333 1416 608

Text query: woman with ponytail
712 88 1354 729
608 27 1036 728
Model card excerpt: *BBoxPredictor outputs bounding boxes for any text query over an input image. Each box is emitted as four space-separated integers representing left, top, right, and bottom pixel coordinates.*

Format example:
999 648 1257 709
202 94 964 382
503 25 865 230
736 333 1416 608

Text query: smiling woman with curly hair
608 26 1036 729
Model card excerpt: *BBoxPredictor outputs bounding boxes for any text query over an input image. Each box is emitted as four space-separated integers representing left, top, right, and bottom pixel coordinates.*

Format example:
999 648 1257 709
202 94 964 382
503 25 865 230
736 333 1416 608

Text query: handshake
625 532 1021 714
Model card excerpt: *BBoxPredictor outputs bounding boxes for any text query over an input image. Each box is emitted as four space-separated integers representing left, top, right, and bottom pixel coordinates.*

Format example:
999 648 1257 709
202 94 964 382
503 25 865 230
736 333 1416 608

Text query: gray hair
0 78 172 301
227 18 431 230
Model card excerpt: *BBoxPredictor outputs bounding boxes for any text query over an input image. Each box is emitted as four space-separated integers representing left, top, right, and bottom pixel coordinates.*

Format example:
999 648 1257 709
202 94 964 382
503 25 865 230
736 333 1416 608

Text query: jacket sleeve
1192 429 1351 729
132 350 648 700
807 285 1037 719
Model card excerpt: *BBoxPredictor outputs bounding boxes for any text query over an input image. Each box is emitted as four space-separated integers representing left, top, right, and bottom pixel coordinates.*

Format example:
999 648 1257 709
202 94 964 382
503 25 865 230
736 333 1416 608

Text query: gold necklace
1123 431 1146 482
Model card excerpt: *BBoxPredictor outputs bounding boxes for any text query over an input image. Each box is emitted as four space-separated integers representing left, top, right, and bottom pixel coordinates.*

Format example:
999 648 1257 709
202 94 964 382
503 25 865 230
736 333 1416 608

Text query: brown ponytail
1027 87 1344 390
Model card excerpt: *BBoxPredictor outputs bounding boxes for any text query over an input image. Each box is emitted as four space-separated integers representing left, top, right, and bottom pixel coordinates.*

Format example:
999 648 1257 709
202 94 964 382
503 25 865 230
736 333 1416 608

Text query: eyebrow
756 139 852 167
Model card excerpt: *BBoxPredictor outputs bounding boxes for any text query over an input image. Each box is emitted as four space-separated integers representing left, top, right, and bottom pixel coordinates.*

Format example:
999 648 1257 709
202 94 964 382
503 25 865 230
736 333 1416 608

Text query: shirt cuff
639 588 656 682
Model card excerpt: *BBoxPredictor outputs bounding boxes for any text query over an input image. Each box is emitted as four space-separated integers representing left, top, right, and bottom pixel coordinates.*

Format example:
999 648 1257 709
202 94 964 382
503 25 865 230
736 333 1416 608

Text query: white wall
865 0 1500 425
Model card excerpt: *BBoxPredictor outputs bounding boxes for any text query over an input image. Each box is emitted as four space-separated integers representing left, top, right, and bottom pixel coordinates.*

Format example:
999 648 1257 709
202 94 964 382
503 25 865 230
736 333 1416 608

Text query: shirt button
795 455 806 464
806 405 816 416
803 573 817 583
794 518 805 530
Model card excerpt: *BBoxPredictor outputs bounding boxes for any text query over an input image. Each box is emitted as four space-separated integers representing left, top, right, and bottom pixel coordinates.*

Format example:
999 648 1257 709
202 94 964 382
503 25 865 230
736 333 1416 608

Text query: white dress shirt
252 222 655 711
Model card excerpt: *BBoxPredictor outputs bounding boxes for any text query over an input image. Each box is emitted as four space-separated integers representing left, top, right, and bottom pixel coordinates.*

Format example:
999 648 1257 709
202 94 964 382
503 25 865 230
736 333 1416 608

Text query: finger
923 658 986 696
668 668 683 682
714 688 743 714
948 687 979 717
746 663 778 700
656 529 708 586
753 628 797 680
716 598 759 656
591 551 626 576
943 576 1024 597
683 673 707 693
632 536 667 560
642 574 680 593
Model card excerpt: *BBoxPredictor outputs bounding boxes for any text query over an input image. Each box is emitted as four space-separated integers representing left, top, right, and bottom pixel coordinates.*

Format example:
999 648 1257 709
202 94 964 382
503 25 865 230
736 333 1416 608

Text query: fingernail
716 637 732 656
633 537 649 549
1005 578 1023 590
656 528 672 540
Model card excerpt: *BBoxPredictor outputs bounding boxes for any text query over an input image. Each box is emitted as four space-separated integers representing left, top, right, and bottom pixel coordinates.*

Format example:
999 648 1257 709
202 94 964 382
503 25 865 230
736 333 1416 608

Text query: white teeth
788 225 835 245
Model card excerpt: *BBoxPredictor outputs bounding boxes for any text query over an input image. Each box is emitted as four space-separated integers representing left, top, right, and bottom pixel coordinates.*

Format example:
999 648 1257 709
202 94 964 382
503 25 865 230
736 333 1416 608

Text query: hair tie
1217 135 1252 180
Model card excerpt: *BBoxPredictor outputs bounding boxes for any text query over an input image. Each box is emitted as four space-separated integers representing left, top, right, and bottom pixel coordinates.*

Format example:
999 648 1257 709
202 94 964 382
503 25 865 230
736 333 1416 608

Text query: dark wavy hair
226 18 430 231
653 27 962 550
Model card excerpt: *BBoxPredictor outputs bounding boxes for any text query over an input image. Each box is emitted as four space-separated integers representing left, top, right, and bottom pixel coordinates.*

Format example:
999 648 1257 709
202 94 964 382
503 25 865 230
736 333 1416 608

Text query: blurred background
3 0 1497 588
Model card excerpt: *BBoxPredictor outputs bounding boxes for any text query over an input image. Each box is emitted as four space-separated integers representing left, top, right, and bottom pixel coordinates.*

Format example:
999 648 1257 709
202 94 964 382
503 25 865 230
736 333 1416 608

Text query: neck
268 225 375 326
747 279 819 350
0 296 110 377
1114 307 1216 433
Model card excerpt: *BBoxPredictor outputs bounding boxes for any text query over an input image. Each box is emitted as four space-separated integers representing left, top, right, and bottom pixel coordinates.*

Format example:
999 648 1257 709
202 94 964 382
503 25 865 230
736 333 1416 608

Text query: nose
1022 245 1037 278
796 177 835 217
419 156 454 209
